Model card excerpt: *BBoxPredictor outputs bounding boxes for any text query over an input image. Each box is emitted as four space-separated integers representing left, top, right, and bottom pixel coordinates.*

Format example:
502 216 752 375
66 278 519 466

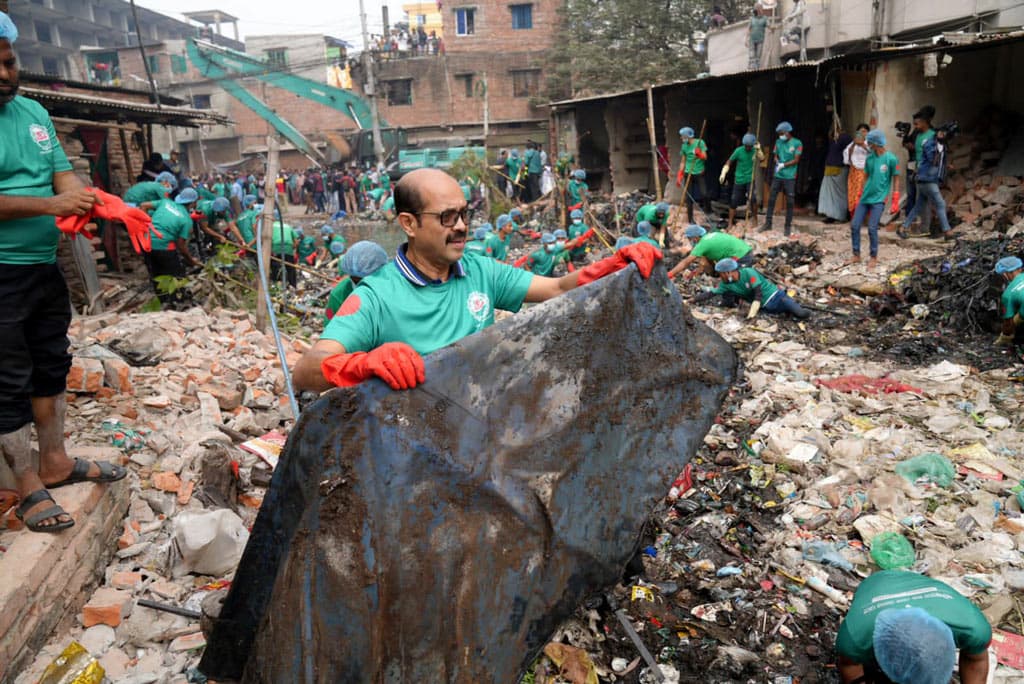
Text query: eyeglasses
416 207 468 228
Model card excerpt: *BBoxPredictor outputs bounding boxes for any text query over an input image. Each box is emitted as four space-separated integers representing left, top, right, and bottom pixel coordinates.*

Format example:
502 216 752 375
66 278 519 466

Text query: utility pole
256 136 280 332
129 0 161 110
359 0 385 167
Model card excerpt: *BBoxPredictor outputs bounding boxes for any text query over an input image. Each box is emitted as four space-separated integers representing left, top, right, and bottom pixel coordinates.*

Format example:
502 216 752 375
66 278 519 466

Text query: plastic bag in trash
870 532 916 570
894 453 955 488
173 509 249 577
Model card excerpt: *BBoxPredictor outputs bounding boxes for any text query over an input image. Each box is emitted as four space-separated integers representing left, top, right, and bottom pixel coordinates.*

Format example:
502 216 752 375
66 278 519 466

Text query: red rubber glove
513 253 530 268
695 147 707 160
88 189 156 253
566 228 595 250
190 211 205 220
676 170 684 187
55 214 96 240
577 241 662 286
889 189 900 215
321 342 425 390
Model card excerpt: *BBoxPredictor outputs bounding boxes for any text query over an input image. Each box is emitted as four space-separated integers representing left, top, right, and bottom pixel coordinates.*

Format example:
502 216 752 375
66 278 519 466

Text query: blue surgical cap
715 258 739 273
776 121 793 133
614 236 634 250
866 129 887 147
510 208 524 220
155 172 178 189
995 256 1023 274
541 232 556 244
243 194 257 208
680 127 695 138
473 226 489 240
174 188 198 204
742 133 757 146
341 241 388 278
573 169 586 180
329 239 346 256
685 224 707 239
655 202 670 216
496 214 511 229
636 221 652 236
570 209 583 220
873 608 956 684
212 197 230 213
0 12 19 43
553 228 568 239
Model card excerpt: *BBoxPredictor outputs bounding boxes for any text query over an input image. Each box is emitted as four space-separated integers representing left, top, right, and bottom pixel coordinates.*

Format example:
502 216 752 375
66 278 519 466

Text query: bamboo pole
255 136 279 332
646 85 662 201
745 102 763 226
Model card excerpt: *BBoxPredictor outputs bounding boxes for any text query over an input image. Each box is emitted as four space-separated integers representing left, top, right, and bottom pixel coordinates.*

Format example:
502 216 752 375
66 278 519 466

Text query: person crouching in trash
995 255 1024 347
692 258 810 320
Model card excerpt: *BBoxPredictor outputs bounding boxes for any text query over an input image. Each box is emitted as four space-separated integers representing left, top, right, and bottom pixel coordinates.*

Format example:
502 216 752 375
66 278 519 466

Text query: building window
455 8 475 36
417 14 427 26
35 22 52 43
457 74 474 98
384 79 413 106
171 55 188 75
510 4 533 30
41 57 60 76
192 94 212 109
265 48 288 69
511 69 540 97
147 55 160 74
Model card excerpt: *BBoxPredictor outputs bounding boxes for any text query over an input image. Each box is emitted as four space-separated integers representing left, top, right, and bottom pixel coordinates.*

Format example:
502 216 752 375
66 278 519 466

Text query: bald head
394 168 460 216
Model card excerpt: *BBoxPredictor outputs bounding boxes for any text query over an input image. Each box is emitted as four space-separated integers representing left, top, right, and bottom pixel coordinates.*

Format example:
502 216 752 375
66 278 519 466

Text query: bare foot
844 255 862 266
867 257 878 270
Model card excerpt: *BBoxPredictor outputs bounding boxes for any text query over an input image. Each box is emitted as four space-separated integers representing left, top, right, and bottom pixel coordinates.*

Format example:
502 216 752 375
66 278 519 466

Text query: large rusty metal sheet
200 264 737 682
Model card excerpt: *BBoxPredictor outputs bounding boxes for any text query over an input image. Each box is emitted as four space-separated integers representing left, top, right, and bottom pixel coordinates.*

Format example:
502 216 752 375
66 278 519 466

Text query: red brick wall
442 0 558 53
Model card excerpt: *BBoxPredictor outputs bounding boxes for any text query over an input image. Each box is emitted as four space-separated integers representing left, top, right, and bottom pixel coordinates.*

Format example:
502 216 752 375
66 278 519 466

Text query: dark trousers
272 253 298 288
685 173 710 222
144 249 186 304
527 173 541 203
765 177 796 233
763 291 809 318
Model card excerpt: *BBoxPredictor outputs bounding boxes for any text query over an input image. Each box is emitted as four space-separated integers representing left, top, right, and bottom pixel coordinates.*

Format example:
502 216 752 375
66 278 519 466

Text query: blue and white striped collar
394 243 466 286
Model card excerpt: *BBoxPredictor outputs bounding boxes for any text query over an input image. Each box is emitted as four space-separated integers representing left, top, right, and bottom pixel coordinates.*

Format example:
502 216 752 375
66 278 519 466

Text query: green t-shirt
690 232 753 262
271 222 297 255
774 137 803 180
358 175 373 192
324 276 354 324
211 182 226 197
298 236 317 260
464 239 487 256
567 179 588 205
322 249 533 356
149 199 192 251
836 571 991 665
713 267 778 304
729 146 758 185
124 181 167 206
369 187 386 202
195 199 229 226
198 185 217 201
526 245 567 277
0 96 74 265
635 204 667 228
915 129 935 164
1002 272 1024 319
568 221 588 259
381 196 395 213
506 157 523 180
484 232 509 260
460 183 472 201
525 148 542 174
749 15 768 43
680 139 707 175
380 173 392 191
635 236 661 248
860 151 901 205
236 209 257 244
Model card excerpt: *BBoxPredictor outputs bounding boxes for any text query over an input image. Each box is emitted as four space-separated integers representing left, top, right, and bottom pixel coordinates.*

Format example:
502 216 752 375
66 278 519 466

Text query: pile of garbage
11 307 299 683
530 306 1024 683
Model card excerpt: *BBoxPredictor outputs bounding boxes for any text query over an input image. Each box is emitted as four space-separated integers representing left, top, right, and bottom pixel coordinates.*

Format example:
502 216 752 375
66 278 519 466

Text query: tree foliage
544 0 749 101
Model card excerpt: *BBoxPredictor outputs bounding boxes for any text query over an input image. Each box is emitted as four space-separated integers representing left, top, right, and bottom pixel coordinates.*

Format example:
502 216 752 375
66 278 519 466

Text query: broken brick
177 480 195 505
102 357 134 394
66 357 104 394
110 571 143 590
117 522 139 550
82 587 133 627
168 631 207 653
151 471 181 493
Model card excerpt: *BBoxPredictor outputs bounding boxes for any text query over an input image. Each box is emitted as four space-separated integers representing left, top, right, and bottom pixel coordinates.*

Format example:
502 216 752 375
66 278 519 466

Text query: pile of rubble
11 307 301 683
529 303 1024 683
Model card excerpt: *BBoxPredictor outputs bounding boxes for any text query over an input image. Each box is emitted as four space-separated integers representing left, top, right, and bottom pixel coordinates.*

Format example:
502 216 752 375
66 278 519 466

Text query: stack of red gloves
55 188 157 253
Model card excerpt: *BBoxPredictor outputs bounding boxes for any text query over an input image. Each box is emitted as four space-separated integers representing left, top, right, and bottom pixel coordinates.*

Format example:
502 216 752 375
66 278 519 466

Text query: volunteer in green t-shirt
668 225 753 280
464 225 490 256
146 189 201 303
324 241 389 324
293 168 660 392
850 129 901 268
567 169 588 211
635 202 673 249
234 195 259 250
835 570 990 684
634 221 661 248
506 150 524 202
485 214 515 261
719 133 765 230
760 121 803 237
693 258 809 319
523 232 563 276
270 220 299 288
194 196 241 250
995 256 1024 347
123 171 176 212
675 126 710 224
566 209 589 261
0 13 129 534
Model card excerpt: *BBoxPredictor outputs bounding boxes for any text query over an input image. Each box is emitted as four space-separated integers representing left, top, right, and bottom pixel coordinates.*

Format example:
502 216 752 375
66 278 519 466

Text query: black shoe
758 223 773 232
897 227 908 239
783 226 792 237
943 231 960 241
795 308 811 320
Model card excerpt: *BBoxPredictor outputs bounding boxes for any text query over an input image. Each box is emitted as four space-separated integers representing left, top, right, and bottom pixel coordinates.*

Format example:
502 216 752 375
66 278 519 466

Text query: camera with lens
936 120 959 140
894 121 912 138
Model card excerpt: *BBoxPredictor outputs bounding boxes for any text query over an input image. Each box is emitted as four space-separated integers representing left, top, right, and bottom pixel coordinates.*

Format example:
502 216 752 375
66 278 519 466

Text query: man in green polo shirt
760 121 803 237
835 570 990 684
635 202 673 249
675 126 709 224
668 225 753 280
694 258 809 319
566 209 589 262
995 256 1024 346
123 171 176 212
234 194 259 251
270 220 299 288
849 129 901 269
567 169 588 212
293 168 660 392
0 12 127 533
720 133 764 231
146 189 201 303
485 214 515 261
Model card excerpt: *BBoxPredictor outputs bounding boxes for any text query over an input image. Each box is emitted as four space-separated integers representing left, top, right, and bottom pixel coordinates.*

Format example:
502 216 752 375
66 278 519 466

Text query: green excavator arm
185 38 388 163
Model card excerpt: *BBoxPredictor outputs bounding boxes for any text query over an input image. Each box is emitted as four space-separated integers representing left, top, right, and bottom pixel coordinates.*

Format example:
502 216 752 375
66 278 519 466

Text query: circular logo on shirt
880 164 889 173
467 291 491 323
29 124 53 153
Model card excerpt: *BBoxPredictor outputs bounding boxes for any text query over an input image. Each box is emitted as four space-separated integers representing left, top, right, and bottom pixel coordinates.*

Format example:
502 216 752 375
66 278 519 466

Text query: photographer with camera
898 106 935 231
899 122 958 241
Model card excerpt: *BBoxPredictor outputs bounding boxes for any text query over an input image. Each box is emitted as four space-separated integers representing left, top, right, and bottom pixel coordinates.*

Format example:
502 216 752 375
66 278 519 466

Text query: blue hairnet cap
321 225 335 236
685 224 707 239
174 188 198 204
541 232 556 244
570 209 583 220
873 608 956 684
0 12 19 43
156 171 178 189
496 214 511 229
655 202 670 216
715 258 739 273
479 222 493 233
995 256 1023 274
636 221 653 236
680 127 695 138
473 226 489 240
615 236 634 250
510 208 524 220
573 169 586 180
341 241 388 278
742 133 757 146
212 197 230 213
553 228 568 239
510 149 519 158
776 121 793 133
329 239 346 256
243 194 257 208
866 129 887 147
179 177 193 189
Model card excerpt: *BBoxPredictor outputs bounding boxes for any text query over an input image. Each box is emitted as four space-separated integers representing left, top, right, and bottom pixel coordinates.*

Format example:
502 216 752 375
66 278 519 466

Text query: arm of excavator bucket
199 264 737 683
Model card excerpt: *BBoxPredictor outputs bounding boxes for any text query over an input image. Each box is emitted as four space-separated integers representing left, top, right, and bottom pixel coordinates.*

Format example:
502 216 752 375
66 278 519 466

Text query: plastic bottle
806 576 848 605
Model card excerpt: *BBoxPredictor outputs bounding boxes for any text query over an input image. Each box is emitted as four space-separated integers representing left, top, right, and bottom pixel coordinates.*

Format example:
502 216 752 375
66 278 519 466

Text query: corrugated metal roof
21 87 230 127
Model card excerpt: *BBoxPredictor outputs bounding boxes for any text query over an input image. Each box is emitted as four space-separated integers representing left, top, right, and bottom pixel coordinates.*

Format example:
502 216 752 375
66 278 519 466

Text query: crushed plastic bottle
869 532 915 570
802 541 854 571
